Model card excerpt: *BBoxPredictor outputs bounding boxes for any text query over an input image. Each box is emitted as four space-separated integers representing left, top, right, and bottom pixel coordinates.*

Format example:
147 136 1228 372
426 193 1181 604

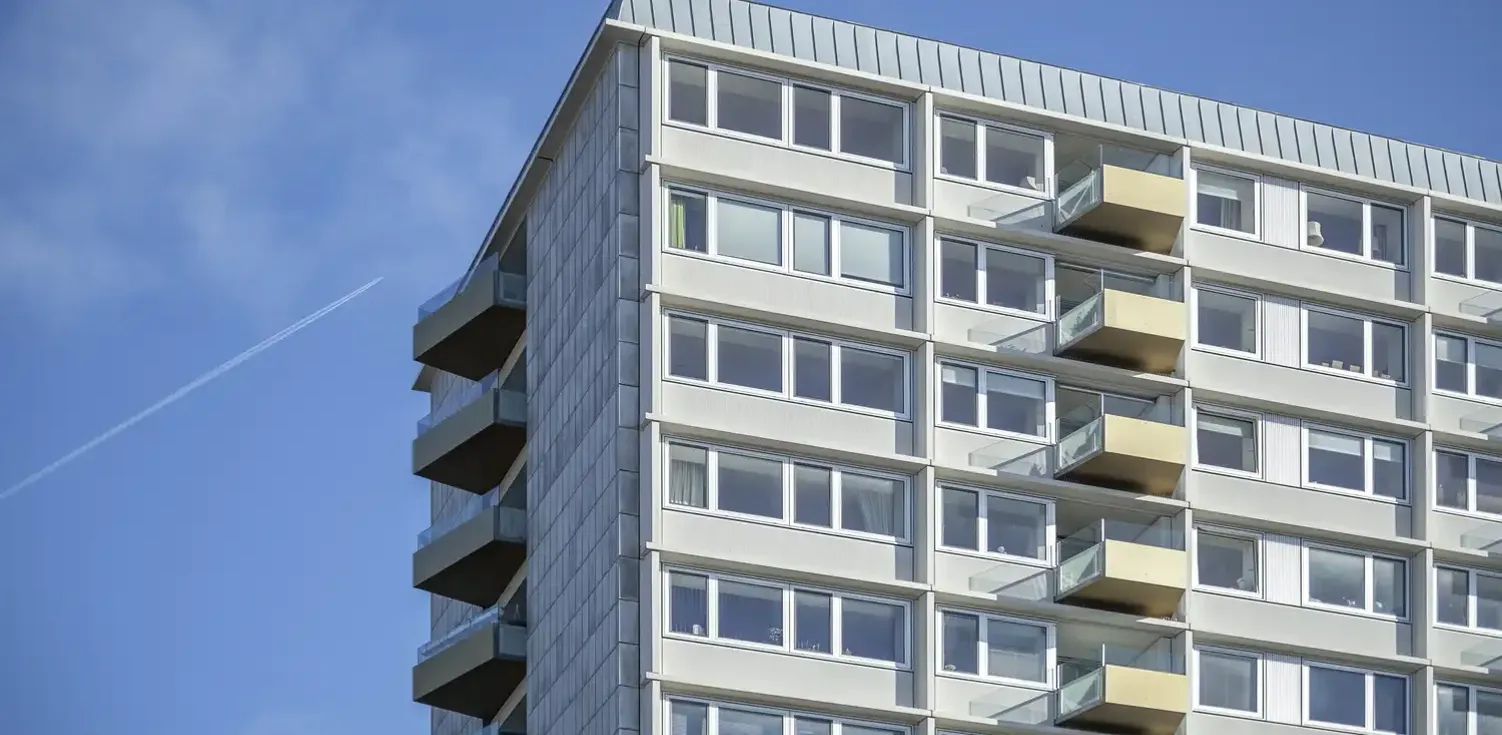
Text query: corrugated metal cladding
611 0 1502 206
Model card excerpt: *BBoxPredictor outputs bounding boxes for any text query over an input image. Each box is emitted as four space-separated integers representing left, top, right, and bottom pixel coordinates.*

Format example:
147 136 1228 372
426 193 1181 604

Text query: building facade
406 2 1502 735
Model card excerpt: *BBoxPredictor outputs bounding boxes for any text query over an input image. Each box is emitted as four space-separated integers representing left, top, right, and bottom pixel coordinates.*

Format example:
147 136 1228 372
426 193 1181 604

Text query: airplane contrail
0 276 384 502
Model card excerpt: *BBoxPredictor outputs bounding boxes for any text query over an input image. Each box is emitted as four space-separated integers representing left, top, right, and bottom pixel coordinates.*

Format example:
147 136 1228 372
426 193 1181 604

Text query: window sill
663 503 913 547
1433 506 1502 526
1193 585 1265 602
663 248 911 297
1434 621 1502 640
1432 271 1502 292
934 172 1053 202
661 632 910 672
1301 600 1408 624
1433 387 1502 409
935 295 1053 324
1191 343 1264 362
936 669 1052 692
1297 244 1408 272
937 421 1053 449
1300 719 1403 735
1298 482 1409 507
663 376 911 423
1192 706 1265 721
937 545 1053 570
662 120 911 172
1190 464 1265 482
1300 363 1408 390
1189 223 1263 243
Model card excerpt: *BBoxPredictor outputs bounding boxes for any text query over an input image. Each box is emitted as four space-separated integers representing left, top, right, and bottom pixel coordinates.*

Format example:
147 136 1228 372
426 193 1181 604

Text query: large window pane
985 127 1045 190
940 364 979 426
1436 451 1471 510
987 496 1046 559
668 190 709 252
1371 675 1407 734
987 619 1047 682
716 198 782 265
1198 532 1258 592
986 372 1046 436
1435 218 1468 277
718 580 784 645
1370 322 1405 381
795 719 833 735
1436 684 1468 735
1372 557 1405 616
840 347 904 413
1480 574 1502 630
1307 429 1365 491
718 452 783 519
719 708 781 735
793 590 832 653
1437 567 1470 626
1478 342 1502 399
941 611 979 674
793 338 832 401
667 61 708 125
793 464 832 527
842 473 904 537
1197 290 1257 353
1197 171 1256 233
717 326 782 392
668 444 709 508
717 71 782 139
1436 335 1469 393
1478 688 1502 735
841 599 903 663
941 488 979 550
1306 310 1365 373
669 316 709 380
940 240 978 302
1370 204 1405 265
985 248 1047 313
1479 457 1502 516
1307 666 1366 728
1307 548 1366 610
839 221 904 287
841 96 904 163
1198 650 1258 712
793 86 832 150
1372 439 1406 500
1306 192 1363 256
792 212 831 275
1478 225 1502 283
669 572 709 635
670 700 709 735
939 117 977 179
1196 413 1258 473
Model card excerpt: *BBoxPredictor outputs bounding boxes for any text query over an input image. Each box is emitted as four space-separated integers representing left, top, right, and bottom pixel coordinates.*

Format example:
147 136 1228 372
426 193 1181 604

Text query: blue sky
0 0 1497 733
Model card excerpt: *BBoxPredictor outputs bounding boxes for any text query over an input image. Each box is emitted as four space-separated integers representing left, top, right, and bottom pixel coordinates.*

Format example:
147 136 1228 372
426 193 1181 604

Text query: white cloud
0 0 521 325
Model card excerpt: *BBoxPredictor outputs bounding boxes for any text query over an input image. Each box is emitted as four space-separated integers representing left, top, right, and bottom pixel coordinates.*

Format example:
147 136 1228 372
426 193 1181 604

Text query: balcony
414 485 527 607
413 370 526 493
414 254 526 381
1054 144 1185 254
1056 290 1185 375
1055 407 1185 497
1056 519 1186 618
413 605 527 719
1055 639 1188 735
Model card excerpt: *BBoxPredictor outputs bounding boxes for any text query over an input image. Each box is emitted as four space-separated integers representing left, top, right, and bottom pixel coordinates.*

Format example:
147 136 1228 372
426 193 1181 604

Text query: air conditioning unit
1307 220 1325 248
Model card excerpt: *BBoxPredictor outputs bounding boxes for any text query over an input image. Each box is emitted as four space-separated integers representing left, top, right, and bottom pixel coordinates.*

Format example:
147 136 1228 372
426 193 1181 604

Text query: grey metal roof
611 0 1502 206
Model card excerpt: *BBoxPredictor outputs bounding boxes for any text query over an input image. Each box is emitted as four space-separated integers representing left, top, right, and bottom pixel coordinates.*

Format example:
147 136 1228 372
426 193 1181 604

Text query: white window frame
1299 423 1410 503
1192 645 1266 719
933 112 1054 198
1435 680 1502 735
1191 165 1262 241
1432 446 1502 520
1190 405 1264 480
1301 660 1409 734
935 359 1055 444
1190 284 1263 359
662 55 912 170
935 607 1057 689
1192 525 1265 600
664 695 910 735
664 184 911 293
663 438 913 544
1432 215 1502 287
663 567 913 669
934 236 1056 320
1299 186 1409 269
1432 331 1502 405
1433 564 1502 636
1300 542 1408 621
663 310 911 419
1299 303 1409 385
936 484 1055 566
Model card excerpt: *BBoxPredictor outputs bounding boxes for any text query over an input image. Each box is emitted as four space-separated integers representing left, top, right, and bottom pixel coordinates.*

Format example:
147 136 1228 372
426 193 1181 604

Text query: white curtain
668 445 708 508
841 473 902 537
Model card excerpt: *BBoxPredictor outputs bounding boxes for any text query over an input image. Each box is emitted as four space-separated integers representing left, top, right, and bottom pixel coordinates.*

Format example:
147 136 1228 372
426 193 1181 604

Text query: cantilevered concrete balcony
1054 144 1186 254
414 254 526 381
1055 290 1186 375
1056 519 1186 618
413 606 526 719
1056 640 1188 735
413 487 526 608
412 371 526 493
1055 414 1186 497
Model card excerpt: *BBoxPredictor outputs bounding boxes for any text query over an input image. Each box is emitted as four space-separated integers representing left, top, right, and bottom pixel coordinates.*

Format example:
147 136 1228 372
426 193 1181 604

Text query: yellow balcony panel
1057 540 1187 618
413 384 526 493
1056 165 1186 254
1056 290 1186 375
414 502 527 608
1057 665 1189 735
1055 415 1186 497
413 613 526 720
414 255 526 381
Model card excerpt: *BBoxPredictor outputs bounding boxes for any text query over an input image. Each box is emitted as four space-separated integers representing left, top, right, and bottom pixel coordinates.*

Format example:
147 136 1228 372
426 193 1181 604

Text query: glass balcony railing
1057 638 1177 719
417 485 521 547
1056 292 1105 349
417 254 527 319
416 370 526 436
419 605 499 663
1055 401 1174 474
1056 518 1181 594
1054 144 1182 229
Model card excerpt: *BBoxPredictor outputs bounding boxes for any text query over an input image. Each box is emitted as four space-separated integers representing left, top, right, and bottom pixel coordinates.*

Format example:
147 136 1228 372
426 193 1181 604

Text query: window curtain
669 574 708 635
668 446 708 508
842 474 901 537
669 195 688 249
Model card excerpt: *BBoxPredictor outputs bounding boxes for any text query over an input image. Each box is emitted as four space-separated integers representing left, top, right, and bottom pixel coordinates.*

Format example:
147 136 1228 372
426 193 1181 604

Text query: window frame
1191 405 1264 480
934 236 1056 319
1192 525 1265 600
1192 645 1266 719
662 55 912 170
1433 564 1502 636
933 111 1054 198
1300 660 1409 734
1299 186 1409 269
1435 680 1502 735
664 695 910 735
935 607 1057 689
1299 423 1411 503
1299 303 1409 386
1432 331 1502 405
1432 214 1502 287
1191 165 1263 241
935 359 1056 444
1191 284 1263 359
1299 541 1409 621
662 438 913 544
663 567 913 669
1432 446 1502 521
663 310 911 420
936 484 1055 566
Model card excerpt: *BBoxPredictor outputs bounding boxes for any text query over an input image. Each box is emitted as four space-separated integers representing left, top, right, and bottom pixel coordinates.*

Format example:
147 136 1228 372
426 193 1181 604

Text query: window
1196 169 1258 235
665 441 911 541
1303 663 1407 734
939 610 1054 685
939 362 1050 439
664 57 909 166
1194 410 1259 474
1195 647 1261 715
665 698 906 735
1434 332 1502 401
1302 426 1408 501
1194 287 1258 355
1303 306 1407 382
1303 189 1406 266
665 312 909 416
939 486 1052 561
663 187 909 289
1434 216 1502 285
937 238 1051 315
1196 529 1260 594
936 114 1050 193
1303 545 1406 618
1434 448 1502 517
1436 682 1502 735
1435 566 1502 633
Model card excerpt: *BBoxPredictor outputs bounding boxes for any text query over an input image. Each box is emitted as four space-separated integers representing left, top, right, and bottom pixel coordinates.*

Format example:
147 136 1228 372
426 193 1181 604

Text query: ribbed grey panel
614 0 1502 204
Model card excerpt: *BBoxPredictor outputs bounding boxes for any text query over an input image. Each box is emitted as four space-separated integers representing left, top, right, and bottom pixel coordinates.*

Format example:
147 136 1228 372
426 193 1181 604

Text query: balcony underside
413 624 526 720
414 281 525 381
1058 326 1184 375
413 396 526 493
1059 667 1188 735
1058 543 1187 618
414 507 527 608
1057 166 1185 254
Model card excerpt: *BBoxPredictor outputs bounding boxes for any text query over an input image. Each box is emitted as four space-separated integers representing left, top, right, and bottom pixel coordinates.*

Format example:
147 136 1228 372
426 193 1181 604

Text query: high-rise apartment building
405 2 1502 735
